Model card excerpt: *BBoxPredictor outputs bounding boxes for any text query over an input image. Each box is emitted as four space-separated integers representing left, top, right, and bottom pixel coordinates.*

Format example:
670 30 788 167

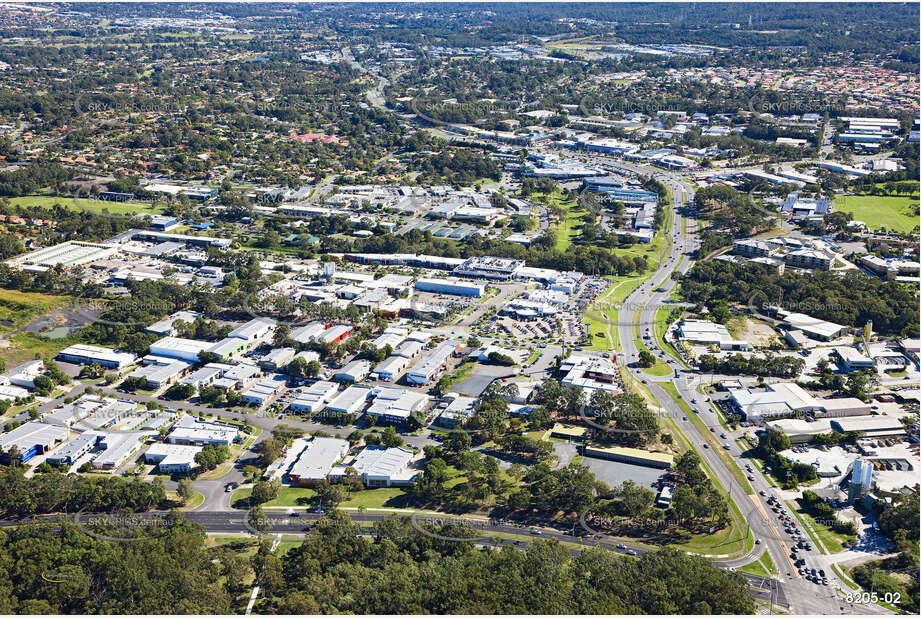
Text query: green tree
177 478 196 505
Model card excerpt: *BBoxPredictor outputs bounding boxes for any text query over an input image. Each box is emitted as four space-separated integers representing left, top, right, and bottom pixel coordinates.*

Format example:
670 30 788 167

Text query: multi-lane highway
608 166 892 616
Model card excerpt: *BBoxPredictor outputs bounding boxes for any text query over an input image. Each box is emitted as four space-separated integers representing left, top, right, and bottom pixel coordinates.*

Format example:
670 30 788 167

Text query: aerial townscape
0 2 918 616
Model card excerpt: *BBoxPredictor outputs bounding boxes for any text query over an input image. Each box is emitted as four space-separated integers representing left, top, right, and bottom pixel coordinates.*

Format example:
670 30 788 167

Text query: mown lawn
833 194 919 234
232 485 317 508
669 520 749 557
739 551 777 577
7 195 167 217
585 276 646 352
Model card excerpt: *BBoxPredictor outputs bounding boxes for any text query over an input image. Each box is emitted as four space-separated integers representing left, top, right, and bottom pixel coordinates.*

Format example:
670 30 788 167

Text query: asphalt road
609 166 893 616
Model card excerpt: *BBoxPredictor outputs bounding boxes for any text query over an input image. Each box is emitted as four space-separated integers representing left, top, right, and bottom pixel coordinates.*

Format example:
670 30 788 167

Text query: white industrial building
369 331 406 351
5 240 118 272
44 395 137 430
406 340 461 385
206 337 250 361
394 339 425 359
166 415 237 446
126 360 189 389
148 337 214 363
260 347 297 370
287 436 350 486
0 421 69 464
2 359 45 389
415 277 485 297
329 446 418 487
834 347 876 372
93 433 145 469
727 382 872 421
372 355 410 381
57 344 138 369
212 363 261 390
333 359 372 384
676 319 752 351
779 310 847 341
181 364 227 390
144 442 203 473
0 384 30 402
46 432 101 466
436 395 476 427
241 377 285 406
145 310 202 336
289 380 340 413
227 317 276 342
469 344 528 365
290 321 329 344
325 385 372 417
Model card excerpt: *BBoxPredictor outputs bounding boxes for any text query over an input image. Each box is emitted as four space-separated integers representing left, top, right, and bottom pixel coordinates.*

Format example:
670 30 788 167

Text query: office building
365 387 429 424
328 446 418 487
166 415 237 446
148 337 214 363
406 341 460 385
289 380 339 413
228 318 275 342
0 421 69 463
57 344 137 369
144 442 203 474
324 385 372 418
287 437 350 487
415 277 485 297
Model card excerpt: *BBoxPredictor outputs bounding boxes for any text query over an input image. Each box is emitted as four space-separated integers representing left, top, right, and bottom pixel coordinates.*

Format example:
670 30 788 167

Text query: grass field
232 484 412 510
585 276 645 351
539 189 672 269
165 489 205 510
7 195 167 217
669 521 749 556
739 551 777 577
833 194 919 234
555 205 588 251
653 304 684 364
232 485 317 508
206 535 261 558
